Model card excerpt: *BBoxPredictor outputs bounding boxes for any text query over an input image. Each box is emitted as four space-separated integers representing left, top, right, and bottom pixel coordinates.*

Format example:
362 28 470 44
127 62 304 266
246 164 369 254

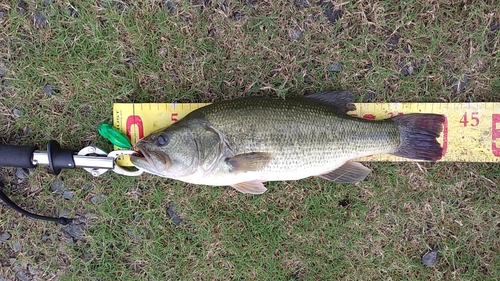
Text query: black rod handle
47 140 75 175
0 144 37 168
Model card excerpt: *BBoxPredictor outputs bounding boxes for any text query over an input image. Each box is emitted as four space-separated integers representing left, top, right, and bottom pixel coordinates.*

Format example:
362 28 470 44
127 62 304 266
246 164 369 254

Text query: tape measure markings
113 102 500 165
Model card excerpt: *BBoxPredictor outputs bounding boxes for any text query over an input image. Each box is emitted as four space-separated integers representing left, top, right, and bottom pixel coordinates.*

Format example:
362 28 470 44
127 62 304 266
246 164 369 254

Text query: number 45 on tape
113 102 500 163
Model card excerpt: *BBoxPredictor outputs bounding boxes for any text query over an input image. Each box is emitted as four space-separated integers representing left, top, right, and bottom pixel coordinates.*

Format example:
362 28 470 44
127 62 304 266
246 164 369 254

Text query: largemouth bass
130 91 445 194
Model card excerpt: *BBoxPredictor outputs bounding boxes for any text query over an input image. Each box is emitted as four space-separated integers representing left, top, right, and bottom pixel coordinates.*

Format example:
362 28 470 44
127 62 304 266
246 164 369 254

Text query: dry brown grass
0 0 499 280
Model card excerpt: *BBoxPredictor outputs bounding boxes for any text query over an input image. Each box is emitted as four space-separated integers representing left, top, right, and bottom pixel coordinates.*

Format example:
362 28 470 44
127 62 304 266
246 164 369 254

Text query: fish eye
157 135 169 146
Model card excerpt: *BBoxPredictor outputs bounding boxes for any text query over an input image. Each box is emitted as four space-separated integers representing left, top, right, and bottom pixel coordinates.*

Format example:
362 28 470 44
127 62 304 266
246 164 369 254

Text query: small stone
422 249 439 267
322 3 342 24
101 1 127 12
327 73 334 82
17 1 28 14
128 188 142 199
13 108 22 117
401 64 414 76
51 180 65 194
0 11 4 19
232 11 244 21
14 127 31 139
62 190 74 200
303 75 313 85
163 0 179 14
16 168 29 180
68 6 79 17
158 48 168 58
90 194 107 205
364 91 376 102
291 267 302 279
0 69 6 78
43 0 54 5
32 13 47 28
43 84 54 95
125 229 141 241
166 203 183 225
403 44 411 54
181 14 191 21
290 27 303 41
15 271 29 281
59 209 71 218
490 21 500 32
244 0 257 6
208 27 216 38
452 73 470 93
187 54 197 64
0 232 11 241
170 70 180 83
62 224 84 240
294 0 310 8
191 0 210 6
386 36 399 51
28 265 37 275
82 252 93 261
84 183 93 192
12 241 21 252
327 62 343 72
217 0 228 12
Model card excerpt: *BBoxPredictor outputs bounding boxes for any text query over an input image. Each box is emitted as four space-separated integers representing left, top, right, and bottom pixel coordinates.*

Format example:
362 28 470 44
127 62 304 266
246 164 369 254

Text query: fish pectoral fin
231 181 267 194
226 152 272 173
304 90 356 114
318 161 371 183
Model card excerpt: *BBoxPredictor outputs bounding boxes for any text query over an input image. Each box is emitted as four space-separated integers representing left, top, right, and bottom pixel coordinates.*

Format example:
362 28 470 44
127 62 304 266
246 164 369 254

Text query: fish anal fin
318 161 371 183
231 181 267 194
305 90 356 114
227 152 272 173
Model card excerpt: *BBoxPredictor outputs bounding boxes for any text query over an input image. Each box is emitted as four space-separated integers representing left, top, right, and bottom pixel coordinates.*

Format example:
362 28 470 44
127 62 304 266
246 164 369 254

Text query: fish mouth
131 144 170 173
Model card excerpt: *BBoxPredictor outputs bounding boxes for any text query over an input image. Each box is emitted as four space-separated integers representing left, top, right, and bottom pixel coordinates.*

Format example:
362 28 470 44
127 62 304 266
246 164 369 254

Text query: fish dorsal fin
305 90 356 114
226 152 272 173
318 161 371 183
231 181 267 194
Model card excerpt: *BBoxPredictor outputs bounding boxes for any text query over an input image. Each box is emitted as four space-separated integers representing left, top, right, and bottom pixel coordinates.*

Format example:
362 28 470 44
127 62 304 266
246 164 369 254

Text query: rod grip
0 144 37 168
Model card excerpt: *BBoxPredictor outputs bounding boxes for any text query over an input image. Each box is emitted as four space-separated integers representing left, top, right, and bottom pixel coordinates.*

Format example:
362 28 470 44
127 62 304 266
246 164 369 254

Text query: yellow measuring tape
113 102 500 164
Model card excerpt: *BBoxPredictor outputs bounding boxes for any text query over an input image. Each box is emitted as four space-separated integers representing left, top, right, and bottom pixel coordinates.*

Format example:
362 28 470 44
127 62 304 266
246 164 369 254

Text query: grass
1 0 499 280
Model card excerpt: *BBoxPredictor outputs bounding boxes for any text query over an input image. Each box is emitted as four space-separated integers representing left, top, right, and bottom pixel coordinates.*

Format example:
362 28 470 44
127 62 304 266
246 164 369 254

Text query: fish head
130 125 200 178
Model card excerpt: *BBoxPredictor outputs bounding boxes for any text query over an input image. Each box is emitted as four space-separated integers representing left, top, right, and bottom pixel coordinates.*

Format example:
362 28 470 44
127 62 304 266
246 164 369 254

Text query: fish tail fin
391 114 445 161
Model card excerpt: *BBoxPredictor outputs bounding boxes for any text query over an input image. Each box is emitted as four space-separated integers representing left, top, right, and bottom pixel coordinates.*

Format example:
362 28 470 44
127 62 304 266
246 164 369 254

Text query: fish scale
126 92 445 193
186 97 398 178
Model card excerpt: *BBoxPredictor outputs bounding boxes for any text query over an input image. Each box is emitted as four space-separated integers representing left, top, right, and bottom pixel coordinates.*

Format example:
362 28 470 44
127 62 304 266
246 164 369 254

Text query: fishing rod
0 125 142 225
